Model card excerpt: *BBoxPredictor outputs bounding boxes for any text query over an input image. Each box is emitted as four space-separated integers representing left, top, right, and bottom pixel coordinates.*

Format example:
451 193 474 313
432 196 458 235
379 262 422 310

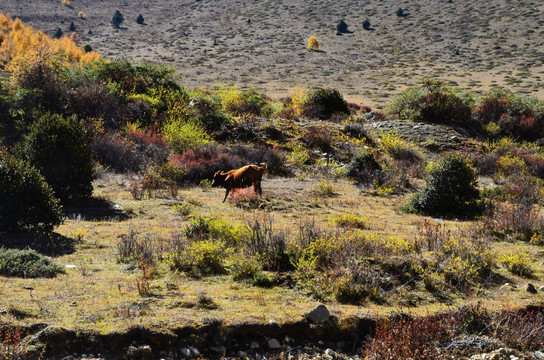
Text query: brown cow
211 163 267 202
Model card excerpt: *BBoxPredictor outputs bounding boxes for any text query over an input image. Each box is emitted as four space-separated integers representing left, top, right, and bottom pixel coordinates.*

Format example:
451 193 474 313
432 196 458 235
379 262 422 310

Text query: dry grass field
2 172 543 335
2 0 544 107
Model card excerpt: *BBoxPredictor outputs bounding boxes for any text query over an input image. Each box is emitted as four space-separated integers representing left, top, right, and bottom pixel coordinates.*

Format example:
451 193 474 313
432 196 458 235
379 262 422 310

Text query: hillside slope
1 0 543 105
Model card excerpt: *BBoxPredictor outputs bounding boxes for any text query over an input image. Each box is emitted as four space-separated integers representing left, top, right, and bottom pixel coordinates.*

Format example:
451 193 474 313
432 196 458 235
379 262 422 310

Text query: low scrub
0 248 64 278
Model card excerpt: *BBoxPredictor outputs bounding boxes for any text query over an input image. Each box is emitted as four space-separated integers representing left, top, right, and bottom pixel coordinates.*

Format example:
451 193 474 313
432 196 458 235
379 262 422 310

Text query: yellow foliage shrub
307 36 320 51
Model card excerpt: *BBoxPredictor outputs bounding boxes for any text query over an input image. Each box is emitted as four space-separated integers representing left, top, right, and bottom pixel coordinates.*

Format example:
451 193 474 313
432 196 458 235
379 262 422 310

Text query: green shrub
302 88 350 120
499 252 534 278
18 113 95 201
185 216 249 245
0 248 64 278
227 254 261 281
219 86 267 116
331 213 368 229
162 119 212 153
136 14 145 25
0 152 63 234
166 239 230 276
362 19 371 30
409 153 480 218
436 237 496 290
379 131 423 162
348 152 383 185
387 79 474 126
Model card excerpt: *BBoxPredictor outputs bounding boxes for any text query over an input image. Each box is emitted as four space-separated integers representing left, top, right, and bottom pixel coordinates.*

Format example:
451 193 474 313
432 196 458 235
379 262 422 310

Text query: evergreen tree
112 10 124 28
53 27 63 39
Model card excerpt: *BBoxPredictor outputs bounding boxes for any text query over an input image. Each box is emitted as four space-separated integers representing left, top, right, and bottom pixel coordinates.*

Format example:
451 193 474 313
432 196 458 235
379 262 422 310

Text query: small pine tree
396 8 405 17
336 19 348 33
84 44 93 52
307 36 320 51
53 27 63 39
69 21 76 32
409 153 480 218
136 14 145 24
112 10 124 28
0 152 63 234
362 19 371 30
19 113 95 202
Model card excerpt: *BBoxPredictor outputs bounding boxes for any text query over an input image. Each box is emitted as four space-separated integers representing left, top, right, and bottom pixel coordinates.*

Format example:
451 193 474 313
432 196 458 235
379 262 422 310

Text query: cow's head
211 171 227 187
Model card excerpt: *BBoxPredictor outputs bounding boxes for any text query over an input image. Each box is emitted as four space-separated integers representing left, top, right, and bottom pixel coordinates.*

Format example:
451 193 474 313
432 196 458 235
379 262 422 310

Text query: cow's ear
214 171 222 176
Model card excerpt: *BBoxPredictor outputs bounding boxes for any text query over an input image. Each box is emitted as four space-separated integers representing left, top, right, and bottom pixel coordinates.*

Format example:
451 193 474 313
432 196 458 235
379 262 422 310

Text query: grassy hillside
2 7 544 359
2 0 544 106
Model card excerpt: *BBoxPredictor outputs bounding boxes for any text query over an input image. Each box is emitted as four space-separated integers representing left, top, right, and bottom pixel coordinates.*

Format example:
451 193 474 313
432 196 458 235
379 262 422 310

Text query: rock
62 356 74 360
238 350 248 357
210 346 226 354
539 286 544 292
267 338 282 349
189 346 200 356
527 283 538 294
126 345 153 360
500 283 517 291
250 341 259 349
306 304 330 323
179 348 191 358
534 350 544 359
325 348 335 356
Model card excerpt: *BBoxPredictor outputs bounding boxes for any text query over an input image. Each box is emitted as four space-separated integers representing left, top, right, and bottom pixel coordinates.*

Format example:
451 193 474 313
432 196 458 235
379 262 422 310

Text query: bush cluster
302 88 350 120
387 79 474 126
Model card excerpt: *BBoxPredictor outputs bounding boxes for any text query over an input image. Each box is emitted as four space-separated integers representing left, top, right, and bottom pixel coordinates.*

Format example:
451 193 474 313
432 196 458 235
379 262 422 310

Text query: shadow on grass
63 196 131 221
0 232 76 257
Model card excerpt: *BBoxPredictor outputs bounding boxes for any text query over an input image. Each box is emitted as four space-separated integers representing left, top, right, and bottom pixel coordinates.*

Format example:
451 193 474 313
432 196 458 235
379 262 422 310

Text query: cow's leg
255 181 262 196
223 188 230 202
